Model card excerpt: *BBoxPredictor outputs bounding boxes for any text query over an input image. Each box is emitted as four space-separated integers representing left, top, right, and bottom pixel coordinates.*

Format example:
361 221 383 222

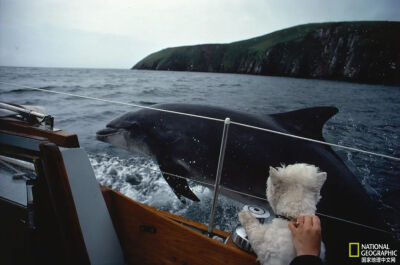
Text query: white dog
239 163 327 265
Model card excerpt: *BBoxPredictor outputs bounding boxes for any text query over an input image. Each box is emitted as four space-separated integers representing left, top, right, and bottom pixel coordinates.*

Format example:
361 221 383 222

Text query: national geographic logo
349 243 397 263
349 242 360 257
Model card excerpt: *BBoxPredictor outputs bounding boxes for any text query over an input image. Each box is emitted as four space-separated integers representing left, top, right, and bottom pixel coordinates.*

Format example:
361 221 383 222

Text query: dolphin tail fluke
164 174 200 203
272 107 338 140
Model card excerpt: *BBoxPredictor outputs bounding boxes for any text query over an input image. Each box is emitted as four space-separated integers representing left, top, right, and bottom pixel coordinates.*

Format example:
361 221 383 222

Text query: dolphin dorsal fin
272 107 338 140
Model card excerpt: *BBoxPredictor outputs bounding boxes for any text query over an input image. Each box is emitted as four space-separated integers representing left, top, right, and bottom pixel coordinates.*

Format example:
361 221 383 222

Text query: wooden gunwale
0 116 259 265
0 119 79 148
101 186 258 265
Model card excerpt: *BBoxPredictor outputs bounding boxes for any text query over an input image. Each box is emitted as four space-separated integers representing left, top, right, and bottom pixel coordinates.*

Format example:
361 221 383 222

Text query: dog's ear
315 172 327 190
269 166 279 179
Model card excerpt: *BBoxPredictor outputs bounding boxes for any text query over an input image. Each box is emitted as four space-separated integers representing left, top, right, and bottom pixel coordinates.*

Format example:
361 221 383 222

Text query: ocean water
0 66 399 237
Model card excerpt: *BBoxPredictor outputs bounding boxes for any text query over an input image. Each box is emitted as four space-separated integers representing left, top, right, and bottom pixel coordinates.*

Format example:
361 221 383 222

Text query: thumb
288 222 297 235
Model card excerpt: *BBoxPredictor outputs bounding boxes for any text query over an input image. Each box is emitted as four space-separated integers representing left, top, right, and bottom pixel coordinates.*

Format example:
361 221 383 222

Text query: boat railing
0 81 398 237
0 101 55 130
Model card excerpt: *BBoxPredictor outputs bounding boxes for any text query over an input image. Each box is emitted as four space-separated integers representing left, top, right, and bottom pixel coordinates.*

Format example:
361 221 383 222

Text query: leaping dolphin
96 104 393 263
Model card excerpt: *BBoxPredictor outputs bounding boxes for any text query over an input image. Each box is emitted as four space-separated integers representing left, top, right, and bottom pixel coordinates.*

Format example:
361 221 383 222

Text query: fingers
312 216 321 235
294 215 321 229
304 215 312 228
312 215 321 228
297 216 305 224
296 215 320 229
288 222 296 234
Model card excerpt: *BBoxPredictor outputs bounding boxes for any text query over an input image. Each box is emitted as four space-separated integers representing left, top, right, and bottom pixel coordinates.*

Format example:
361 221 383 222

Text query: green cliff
132 21 400 85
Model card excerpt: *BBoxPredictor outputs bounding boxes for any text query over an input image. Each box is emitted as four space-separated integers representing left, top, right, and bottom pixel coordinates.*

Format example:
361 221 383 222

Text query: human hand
288 215 321 256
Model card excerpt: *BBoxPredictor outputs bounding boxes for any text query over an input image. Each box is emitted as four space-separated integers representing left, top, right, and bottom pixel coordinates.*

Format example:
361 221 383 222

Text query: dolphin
96 103 394 262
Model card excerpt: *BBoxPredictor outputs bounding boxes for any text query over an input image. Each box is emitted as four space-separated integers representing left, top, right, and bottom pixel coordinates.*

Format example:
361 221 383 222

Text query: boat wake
89 153 243 231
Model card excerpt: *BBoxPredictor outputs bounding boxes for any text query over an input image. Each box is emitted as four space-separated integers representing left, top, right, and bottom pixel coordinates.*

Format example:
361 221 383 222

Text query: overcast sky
0 0 399 69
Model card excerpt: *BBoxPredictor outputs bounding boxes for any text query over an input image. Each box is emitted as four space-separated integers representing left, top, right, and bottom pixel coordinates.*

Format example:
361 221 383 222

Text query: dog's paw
239 210 258 226
239 210 250 222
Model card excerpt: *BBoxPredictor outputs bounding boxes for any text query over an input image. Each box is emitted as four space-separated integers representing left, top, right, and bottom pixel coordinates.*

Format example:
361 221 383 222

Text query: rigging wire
0 82 224 122
1 81 398 161
3 149 394 235
98 160 394 236
0 81 397 235
230 121 400 161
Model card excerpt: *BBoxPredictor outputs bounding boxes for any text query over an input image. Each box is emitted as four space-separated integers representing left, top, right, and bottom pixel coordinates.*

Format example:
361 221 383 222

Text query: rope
1 81 398 161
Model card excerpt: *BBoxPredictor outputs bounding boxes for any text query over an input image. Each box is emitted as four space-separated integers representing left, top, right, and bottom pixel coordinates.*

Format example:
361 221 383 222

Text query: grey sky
0 0 399 69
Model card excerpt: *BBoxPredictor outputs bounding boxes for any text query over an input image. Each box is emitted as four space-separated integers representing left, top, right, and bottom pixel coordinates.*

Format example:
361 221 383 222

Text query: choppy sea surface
0 66 399 237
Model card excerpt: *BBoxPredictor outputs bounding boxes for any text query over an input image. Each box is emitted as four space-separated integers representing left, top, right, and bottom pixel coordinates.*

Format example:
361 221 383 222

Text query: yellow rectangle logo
349 242 360 257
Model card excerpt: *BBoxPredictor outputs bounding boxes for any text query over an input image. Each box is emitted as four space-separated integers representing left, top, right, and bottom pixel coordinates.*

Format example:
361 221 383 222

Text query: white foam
88 153 244 231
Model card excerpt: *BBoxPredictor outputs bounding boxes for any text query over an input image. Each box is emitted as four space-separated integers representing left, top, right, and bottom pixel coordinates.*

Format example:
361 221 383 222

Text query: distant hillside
132 21 400 85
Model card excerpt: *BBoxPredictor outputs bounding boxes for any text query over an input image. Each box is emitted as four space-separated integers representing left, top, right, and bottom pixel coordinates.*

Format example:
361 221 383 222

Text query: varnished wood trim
0 120 79 147
143 201 230 238
101 186 230 239
101 186 258 265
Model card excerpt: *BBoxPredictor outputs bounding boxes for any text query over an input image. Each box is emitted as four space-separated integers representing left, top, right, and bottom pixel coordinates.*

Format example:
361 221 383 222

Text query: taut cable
0 81 398 161
92 160 394 236
0 81 397 235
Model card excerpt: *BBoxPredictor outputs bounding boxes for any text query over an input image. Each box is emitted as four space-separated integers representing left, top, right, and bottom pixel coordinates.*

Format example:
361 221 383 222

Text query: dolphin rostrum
96 103 393 262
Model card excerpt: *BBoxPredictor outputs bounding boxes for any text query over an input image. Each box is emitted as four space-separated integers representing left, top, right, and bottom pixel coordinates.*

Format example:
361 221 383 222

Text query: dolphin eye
128 123 140 130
